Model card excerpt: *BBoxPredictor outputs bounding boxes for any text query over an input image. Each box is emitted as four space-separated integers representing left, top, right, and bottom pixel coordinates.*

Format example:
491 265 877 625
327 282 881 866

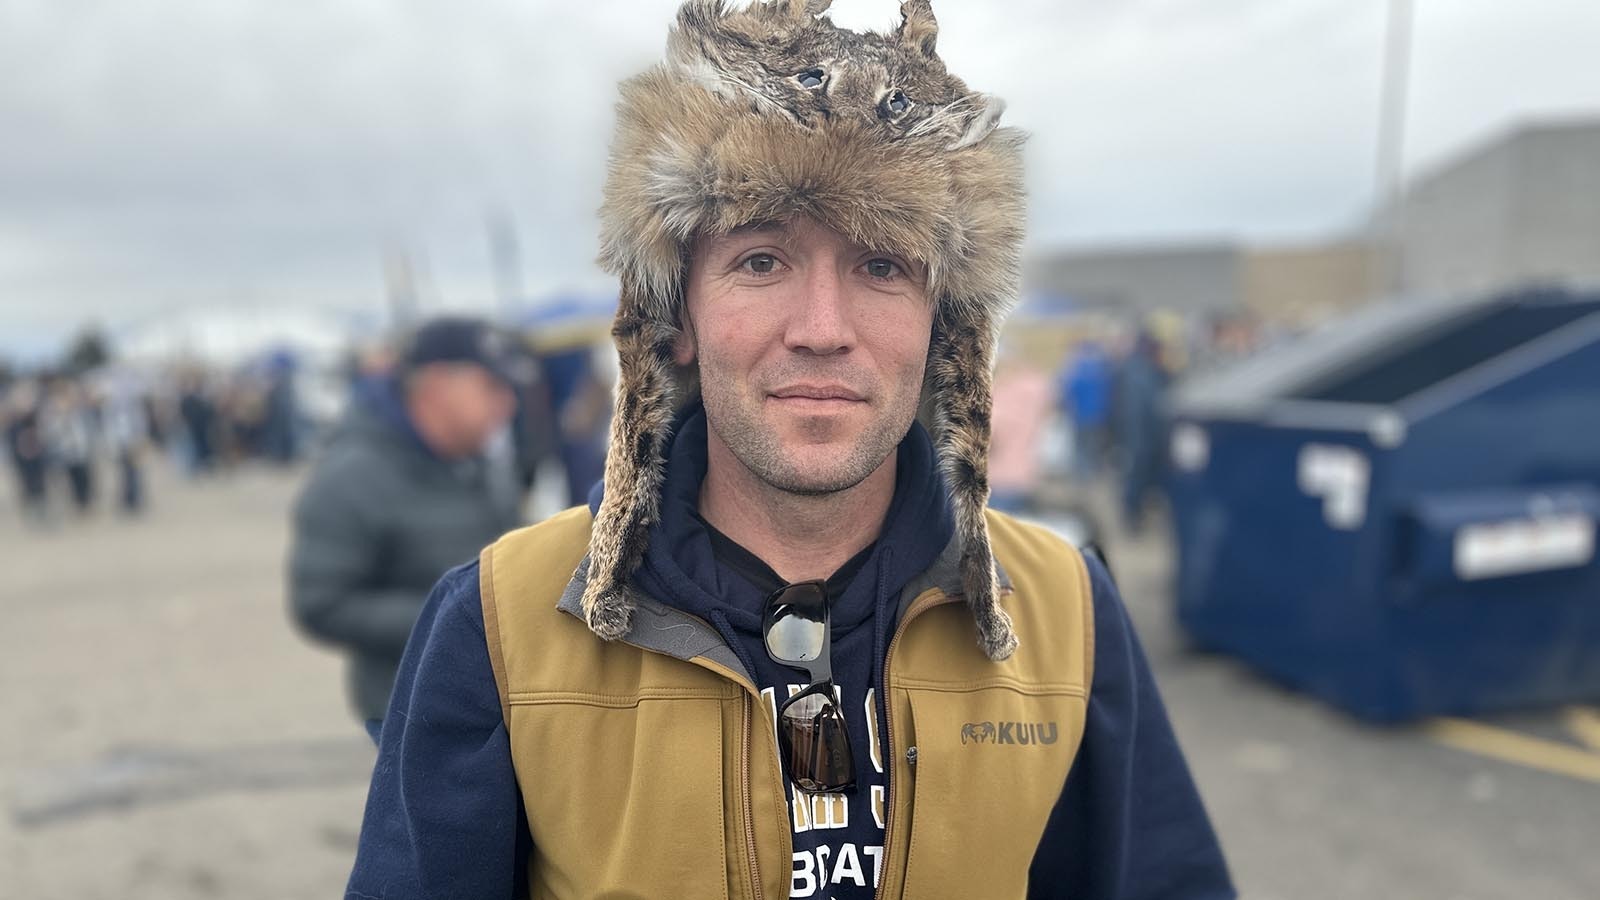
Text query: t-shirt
701 521 889 898
626 408 954 898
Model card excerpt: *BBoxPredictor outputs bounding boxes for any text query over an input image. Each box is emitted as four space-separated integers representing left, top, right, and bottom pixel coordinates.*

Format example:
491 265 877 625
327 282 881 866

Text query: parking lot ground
3 467 1597 898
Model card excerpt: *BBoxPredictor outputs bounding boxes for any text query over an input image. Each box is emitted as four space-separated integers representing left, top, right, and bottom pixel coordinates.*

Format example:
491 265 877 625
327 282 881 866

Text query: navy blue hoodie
347 408 1235 899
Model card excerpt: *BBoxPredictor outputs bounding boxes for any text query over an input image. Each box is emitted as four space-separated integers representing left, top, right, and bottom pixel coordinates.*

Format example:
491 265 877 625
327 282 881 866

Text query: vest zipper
741 691 764 900
876 591 959 899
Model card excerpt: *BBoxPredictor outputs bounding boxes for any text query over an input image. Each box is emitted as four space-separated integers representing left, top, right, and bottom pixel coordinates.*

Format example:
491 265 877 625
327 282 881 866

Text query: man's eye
743 254 778 275
865 258 901 279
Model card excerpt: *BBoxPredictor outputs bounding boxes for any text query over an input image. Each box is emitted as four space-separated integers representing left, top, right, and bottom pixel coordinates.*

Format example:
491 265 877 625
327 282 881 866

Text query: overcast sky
3 0 1598 359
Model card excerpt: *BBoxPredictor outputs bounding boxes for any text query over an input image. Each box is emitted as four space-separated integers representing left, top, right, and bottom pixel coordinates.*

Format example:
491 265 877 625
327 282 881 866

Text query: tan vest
479 506 1094 899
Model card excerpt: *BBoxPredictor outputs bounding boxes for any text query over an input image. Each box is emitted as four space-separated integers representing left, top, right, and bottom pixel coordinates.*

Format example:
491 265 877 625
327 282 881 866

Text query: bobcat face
669 0 1004 150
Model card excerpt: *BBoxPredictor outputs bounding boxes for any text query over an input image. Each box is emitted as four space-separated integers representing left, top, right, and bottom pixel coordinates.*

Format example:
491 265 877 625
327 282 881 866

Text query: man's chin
763 471 869 497
708 410 892 496
757 447 885 497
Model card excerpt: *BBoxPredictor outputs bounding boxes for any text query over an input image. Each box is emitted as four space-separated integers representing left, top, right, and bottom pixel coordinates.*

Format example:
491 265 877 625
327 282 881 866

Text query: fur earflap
588 0 1024 660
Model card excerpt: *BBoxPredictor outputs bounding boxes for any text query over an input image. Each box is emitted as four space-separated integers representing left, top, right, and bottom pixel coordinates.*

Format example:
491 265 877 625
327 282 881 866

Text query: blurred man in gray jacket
289 318 527 735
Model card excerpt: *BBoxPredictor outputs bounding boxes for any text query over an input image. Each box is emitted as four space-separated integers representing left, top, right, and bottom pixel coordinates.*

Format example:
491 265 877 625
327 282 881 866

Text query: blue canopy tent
506 293 619 352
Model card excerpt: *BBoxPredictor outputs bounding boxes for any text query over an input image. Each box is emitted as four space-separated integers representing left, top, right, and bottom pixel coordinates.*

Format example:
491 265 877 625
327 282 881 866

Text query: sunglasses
762 580 856 794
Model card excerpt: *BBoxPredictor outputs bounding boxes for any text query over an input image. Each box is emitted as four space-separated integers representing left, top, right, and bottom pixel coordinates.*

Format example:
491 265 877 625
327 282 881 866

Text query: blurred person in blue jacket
1115 331 1171 533
177 369 218 475
537 342 612 506
1060 340 1113 480
261 351 300 465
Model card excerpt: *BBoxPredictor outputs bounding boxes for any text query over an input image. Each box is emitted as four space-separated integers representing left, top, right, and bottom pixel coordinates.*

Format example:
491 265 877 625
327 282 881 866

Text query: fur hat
588 0 1025 661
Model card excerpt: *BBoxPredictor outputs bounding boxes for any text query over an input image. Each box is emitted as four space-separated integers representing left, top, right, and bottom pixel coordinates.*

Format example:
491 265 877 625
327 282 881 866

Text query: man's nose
784 261 855 356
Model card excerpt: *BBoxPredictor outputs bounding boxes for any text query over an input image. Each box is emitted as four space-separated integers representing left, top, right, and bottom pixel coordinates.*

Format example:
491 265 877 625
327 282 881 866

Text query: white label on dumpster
1297 444 1369 531
1454 514 1596 581
1171 424 1209 473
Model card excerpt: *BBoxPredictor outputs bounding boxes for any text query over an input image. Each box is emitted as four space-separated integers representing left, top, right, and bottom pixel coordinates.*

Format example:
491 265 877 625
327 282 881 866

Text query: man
177 369 217 475
348 3 1233 898
4 378 51 526
1115 331 1171 533
1062 340 1114 480
261 351 300 465
539 342 612 507
288 317 525 735
99 369 150 515
41 377 98 516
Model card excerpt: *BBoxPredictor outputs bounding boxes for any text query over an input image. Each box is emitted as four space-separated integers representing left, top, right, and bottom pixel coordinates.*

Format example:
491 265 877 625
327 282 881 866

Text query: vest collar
554 524 1013 679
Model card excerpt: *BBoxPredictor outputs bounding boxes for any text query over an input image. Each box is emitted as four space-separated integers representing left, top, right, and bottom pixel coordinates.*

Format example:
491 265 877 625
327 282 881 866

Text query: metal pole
1370 0 1415 300
487 208 524 323
382 240 418 329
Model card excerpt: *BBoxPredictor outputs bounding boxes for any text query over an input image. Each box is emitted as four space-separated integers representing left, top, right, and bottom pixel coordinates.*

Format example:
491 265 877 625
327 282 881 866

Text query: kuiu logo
960 722 996 744
960 721 1058 746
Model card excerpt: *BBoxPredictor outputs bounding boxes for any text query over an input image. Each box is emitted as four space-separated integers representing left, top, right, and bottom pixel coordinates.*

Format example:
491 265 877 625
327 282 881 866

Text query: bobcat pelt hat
588 0 1025 661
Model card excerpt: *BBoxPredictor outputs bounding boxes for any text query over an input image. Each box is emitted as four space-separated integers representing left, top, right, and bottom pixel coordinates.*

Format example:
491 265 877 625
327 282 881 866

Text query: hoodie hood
642 406 951 626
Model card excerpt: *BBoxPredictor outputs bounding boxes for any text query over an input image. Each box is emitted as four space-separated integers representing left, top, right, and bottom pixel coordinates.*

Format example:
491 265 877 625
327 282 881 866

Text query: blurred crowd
989 312 1273 534
0 321 622 535
2 360 301 527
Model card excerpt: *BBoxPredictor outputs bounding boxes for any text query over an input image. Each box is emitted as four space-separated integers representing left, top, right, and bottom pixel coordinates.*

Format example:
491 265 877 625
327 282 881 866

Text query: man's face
415 363 516 457
677 216 934 496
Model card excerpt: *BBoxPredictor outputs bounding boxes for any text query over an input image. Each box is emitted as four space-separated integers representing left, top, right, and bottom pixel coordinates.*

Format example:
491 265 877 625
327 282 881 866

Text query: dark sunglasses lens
780 692 854 792
765 609 825 663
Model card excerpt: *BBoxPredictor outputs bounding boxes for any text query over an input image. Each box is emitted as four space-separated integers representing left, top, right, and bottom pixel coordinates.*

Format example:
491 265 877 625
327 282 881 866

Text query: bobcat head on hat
668 0 1005 150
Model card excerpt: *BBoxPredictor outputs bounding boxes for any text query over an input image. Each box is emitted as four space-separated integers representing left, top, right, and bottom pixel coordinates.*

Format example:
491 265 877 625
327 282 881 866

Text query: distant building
1024 242 1240 317
1389 118 1600 297
1026 116 1600 325
1241 240 1375 325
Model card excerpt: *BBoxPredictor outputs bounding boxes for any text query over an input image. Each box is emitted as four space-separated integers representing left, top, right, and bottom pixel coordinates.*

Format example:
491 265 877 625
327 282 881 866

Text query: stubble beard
701 376 917 499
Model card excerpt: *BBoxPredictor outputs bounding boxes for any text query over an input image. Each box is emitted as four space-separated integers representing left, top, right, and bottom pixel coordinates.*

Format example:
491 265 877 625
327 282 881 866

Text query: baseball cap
397 317 534 388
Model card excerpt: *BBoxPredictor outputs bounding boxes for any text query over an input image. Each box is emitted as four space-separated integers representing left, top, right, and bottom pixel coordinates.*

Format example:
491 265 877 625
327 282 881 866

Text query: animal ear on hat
896 0 938 57
674 0 730 40
783 0 833 18
949 93 1008 150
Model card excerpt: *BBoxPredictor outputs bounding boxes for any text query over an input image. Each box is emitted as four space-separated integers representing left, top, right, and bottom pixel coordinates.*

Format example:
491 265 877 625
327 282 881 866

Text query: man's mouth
769 385 866 403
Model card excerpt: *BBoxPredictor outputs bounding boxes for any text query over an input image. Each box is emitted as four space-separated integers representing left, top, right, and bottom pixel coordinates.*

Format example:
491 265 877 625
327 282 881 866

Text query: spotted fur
587 0 1024 660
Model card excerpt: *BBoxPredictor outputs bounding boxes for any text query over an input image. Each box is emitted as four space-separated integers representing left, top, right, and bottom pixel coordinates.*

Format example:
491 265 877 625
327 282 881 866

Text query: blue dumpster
1167 287 1600 721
